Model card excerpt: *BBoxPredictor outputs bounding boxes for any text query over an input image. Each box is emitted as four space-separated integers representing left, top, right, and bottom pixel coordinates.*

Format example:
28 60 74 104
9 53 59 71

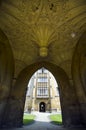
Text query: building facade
24 68 61 112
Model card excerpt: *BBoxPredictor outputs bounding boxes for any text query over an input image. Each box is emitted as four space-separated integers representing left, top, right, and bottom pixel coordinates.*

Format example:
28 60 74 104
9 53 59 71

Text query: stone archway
9 61 80 128
72 31 86 126
39 102 46 112
0 28 14 127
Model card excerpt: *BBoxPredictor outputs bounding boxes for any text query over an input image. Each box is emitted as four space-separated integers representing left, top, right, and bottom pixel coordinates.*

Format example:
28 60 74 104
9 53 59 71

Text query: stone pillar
58 77 82 127
1 98 24 128
0 100 7 128
80 103 86 126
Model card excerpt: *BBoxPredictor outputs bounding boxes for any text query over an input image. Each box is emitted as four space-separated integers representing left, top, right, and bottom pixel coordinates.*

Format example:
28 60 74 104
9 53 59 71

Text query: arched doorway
24 68 61 113
72 31 86 125
0 28 14 128
2 32 86 128
39 102 46 112
12 61 75 127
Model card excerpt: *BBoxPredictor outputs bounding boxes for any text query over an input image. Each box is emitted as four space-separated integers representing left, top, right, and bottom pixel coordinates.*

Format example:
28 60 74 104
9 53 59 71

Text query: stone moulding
31 24 56 57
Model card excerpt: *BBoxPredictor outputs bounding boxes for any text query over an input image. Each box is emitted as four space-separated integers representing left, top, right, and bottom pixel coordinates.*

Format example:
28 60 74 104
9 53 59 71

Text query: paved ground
2 112 86 130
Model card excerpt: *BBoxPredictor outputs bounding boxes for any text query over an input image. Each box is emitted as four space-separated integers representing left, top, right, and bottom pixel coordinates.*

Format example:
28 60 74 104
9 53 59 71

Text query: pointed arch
72 31 86 125
10 61 79 127
0 28 14 127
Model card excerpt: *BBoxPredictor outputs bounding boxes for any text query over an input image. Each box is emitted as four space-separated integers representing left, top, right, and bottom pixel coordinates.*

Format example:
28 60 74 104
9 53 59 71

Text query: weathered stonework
1 98 23 128
0 0 86 128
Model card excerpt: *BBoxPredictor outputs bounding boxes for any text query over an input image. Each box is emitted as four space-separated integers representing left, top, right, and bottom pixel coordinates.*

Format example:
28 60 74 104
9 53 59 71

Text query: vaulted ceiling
0 0 86 78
